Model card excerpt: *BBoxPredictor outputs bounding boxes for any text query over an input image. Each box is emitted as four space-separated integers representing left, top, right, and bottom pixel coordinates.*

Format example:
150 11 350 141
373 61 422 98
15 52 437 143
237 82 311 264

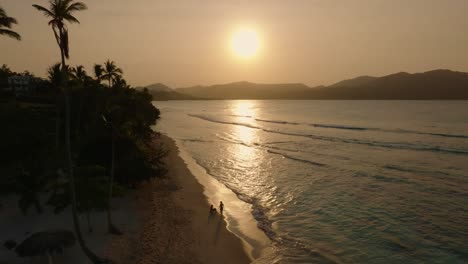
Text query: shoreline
104 134 253 263
0 134 254 263
169 135 273 261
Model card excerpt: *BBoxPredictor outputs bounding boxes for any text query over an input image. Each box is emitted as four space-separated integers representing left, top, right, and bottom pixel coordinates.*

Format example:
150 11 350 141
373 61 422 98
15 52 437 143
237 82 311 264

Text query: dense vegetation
0 61 166 260
1 1 166 263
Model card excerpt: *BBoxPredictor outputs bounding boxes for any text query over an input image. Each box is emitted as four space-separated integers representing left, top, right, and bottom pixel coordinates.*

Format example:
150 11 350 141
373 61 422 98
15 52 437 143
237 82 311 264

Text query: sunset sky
1 0 468 87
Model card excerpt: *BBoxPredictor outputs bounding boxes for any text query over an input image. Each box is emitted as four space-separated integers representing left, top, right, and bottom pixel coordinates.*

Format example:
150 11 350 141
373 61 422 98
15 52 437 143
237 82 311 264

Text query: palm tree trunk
55 100 60 149
60 44 103 263
47 251 53 264
107 134 114 230
75 92 84 140
107 132 121 235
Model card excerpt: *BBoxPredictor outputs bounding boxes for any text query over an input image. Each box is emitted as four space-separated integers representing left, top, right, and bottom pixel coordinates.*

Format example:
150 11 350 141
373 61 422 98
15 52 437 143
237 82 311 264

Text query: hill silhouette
330 76 378 88
318 70 468 99
143 69 468 100
135 83 196 100
177 81 312 99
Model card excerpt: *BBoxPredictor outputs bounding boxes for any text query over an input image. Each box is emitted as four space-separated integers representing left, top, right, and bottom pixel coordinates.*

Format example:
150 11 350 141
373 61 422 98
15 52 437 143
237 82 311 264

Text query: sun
231 29 260 59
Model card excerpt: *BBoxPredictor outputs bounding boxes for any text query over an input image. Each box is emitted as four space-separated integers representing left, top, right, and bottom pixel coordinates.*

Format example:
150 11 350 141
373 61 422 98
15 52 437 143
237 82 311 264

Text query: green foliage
47 166 124 214
0 103 55 214
0 64 15 90
1 59 166 222
102 60 122 87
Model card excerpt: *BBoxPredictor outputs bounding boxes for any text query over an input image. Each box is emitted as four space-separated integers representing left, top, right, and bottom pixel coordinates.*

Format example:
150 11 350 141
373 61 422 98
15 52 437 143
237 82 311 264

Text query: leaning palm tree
0 6 21 40
102 60 123 88
32 1 105 263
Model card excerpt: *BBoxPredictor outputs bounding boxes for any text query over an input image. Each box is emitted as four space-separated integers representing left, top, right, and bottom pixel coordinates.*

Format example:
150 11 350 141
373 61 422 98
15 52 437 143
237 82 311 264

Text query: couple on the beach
210 201 224 215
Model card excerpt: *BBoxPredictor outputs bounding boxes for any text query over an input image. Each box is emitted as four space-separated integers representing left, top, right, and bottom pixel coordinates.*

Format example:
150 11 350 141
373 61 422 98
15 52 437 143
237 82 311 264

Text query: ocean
153 100 468 264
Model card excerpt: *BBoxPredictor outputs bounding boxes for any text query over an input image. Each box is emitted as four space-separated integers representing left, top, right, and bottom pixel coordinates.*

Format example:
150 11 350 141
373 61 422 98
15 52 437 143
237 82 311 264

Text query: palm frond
32 5 54 18
93 64 103 80
66 2 87 13
63 14 80 24
47 63 63 86
0 28 21 40
0 16 18 28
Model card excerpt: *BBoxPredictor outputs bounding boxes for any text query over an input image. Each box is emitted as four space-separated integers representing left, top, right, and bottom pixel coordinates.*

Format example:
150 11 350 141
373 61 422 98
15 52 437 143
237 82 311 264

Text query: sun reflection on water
231 101 257 145
228 101 262 190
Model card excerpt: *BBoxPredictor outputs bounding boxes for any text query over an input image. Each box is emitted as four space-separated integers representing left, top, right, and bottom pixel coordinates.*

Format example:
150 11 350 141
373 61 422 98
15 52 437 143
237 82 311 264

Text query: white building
7 75 41 95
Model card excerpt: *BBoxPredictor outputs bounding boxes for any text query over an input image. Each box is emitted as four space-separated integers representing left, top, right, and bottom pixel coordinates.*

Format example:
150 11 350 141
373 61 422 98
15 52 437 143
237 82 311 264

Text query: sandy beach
0 134 251 264
105 134 251 264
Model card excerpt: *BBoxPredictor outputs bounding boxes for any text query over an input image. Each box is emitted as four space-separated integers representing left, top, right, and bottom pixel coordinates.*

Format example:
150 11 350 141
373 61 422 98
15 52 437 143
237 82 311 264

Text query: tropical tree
0 6 21 40
47 165 118 234
71 65 89 83
32 1 105 263
75 166 115 233
70 65 91 139
93 64 103 83
0 64 15 90
0 104 50 215
102 60 122 88
113 75 129 89
101 114 124 235
47 63 66 149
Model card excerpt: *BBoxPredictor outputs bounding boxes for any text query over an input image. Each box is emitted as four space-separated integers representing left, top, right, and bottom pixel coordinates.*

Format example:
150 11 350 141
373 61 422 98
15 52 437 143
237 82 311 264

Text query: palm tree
101 115 123 235
32 1 105 263
0 6 21 40
93 64 103 83
47 63 66 149
71 65 89 83
71 65 89 138
102 60 123 88
113 75 129 89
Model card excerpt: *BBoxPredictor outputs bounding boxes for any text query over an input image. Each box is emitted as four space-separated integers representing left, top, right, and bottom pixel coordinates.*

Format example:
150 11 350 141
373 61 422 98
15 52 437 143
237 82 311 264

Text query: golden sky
1 0 468 87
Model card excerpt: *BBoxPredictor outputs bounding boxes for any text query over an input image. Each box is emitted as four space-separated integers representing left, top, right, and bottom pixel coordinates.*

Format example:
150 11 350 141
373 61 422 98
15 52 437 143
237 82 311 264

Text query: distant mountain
175 70 468 100
176 81 312 99
330 76 377 88
314 70 468 99
144 83 173 92
135 83 196 100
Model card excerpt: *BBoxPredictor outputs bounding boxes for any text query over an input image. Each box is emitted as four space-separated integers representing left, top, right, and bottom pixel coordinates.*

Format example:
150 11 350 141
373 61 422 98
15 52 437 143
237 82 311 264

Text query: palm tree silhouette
71 65 89 83
71 65 90 138
93 64 104 83
102 60 123 88
32 1 106 263
47 63 67 149
0 5 21 40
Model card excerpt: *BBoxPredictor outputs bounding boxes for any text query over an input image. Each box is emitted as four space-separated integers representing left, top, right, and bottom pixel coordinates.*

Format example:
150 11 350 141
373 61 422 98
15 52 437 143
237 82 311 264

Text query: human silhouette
219 201 224 214
209 204 217 214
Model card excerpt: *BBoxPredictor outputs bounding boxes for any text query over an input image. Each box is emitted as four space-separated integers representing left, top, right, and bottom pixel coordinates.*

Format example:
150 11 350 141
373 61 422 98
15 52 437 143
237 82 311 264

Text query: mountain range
137 69 468 100
135 83 196 100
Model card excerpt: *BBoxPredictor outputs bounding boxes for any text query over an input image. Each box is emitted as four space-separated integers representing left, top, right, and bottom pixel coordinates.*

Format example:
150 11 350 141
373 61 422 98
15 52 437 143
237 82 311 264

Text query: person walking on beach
219 201 224 214
210 204 216 214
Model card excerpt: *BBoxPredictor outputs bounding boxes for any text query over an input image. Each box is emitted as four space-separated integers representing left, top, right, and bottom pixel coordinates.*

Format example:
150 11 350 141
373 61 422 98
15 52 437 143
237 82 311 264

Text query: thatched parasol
15 229 76 264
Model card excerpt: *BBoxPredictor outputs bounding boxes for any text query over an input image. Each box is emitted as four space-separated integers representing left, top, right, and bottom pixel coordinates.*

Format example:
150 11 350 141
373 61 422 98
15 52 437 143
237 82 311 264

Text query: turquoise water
154 100 468 264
